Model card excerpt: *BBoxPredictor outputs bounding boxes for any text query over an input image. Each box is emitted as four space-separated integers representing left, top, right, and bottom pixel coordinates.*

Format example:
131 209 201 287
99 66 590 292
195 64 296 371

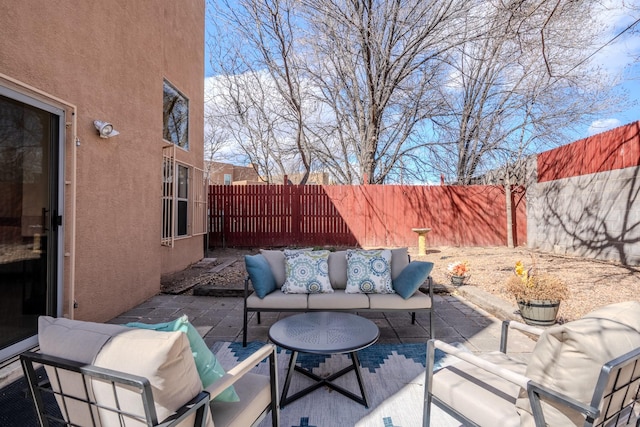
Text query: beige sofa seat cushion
368 290 431 310
308 290 370 309
93 328 213 427
246 291 308 309
210 372 271 427
517 301 640 427
431 351 526 427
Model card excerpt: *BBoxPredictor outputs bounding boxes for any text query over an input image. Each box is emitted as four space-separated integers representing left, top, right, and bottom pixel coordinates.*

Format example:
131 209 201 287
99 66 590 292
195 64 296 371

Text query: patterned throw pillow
281 250 334 294
345 249 394 294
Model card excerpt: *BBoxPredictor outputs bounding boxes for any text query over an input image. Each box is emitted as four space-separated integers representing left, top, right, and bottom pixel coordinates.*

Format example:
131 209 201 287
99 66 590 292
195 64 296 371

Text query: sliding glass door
0 86 63 363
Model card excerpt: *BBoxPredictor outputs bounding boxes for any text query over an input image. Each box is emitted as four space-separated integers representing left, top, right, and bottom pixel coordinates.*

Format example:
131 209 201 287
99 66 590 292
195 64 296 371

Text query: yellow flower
515 261 525 277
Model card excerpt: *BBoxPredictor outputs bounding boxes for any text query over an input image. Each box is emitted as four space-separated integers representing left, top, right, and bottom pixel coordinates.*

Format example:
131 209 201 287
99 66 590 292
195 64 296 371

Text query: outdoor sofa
242 247 435 346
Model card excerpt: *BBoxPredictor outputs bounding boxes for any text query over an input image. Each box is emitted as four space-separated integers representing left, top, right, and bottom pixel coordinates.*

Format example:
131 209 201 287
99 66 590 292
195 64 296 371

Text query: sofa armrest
204 344 276 399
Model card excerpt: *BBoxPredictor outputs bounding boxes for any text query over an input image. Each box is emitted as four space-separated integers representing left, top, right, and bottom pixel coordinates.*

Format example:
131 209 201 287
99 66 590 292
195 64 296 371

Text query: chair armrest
158 391 210 427
428 339 531 389
500 320 544 353
527 381 600 427
204 343 276 398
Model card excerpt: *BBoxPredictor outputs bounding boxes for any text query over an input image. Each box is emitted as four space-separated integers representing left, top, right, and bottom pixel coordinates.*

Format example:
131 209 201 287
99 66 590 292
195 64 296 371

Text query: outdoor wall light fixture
93 120 120 139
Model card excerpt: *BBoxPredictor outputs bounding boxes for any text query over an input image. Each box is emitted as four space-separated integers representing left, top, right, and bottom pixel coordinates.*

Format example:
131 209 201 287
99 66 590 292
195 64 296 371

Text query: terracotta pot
517 299 560 326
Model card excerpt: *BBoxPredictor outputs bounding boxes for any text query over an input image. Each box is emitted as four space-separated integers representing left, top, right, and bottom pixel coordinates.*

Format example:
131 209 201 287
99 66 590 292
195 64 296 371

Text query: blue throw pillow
125 315 240 402
245 254 277 298
392 261 434 299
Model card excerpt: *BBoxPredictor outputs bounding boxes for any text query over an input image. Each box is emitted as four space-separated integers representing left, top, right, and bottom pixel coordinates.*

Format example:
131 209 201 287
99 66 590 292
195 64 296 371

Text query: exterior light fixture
93 120 120 138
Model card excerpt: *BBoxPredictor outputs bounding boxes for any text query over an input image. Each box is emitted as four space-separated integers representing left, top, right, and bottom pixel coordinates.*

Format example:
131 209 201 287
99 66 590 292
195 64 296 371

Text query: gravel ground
162 246 640 323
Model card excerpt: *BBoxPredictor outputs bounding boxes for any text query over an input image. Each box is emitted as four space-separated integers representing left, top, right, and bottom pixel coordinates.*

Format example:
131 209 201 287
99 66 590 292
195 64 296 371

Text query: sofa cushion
368 291 431 310
125 315 239 402
260 248 312 288
259 249 287 287
246 291 308 310
516 301 640 427
308 290 370 309
245 254 277 298
392 261 433 299
282 249 334 294
345 249 394 294
390 247 410 280
328 250 348 289
93 328 212 427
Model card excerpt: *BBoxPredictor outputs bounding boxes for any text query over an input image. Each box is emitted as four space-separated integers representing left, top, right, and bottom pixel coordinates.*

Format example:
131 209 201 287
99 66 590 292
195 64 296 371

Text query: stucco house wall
0 0 205 322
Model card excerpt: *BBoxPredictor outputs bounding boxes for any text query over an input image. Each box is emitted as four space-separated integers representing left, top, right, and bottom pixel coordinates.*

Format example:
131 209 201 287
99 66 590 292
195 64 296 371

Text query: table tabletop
268 312 380 354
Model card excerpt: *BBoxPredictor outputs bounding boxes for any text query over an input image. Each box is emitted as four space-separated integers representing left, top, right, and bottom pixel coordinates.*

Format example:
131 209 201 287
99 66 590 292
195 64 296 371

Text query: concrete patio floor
106 292 537 355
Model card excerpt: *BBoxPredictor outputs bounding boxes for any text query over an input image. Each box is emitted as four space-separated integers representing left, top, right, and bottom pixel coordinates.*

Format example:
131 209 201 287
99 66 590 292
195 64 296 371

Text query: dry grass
416 246 640 322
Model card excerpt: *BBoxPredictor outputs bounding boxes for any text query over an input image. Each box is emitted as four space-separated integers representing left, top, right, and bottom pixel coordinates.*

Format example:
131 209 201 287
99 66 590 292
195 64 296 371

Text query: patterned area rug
212 341 462 427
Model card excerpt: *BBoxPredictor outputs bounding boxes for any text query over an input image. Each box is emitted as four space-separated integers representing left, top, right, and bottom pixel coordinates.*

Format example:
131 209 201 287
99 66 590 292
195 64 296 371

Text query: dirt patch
162 246 640 322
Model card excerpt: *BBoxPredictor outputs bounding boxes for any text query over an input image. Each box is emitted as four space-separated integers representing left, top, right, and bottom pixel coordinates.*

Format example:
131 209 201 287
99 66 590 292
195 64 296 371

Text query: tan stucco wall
0 1 205 322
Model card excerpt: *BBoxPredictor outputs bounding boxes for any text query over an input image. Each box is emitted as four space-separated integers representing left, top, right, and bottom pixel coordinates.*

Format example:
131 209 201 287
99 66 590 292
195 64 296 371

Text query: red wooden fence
208 184 526 249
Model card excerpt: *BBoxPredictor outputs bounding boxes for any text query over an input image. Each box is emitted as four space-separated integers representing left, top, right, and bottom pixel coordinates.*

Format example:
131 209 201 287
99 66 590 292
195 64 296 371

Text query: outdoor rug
0 342 463 427
213 341 463 427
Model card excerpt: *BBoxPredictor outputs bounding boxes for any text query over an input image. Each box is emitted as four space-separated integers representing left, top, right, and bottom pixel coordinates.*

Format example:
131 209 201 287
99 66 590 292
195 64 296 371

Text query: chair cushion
517 301 640 427
125 315 239 402
38 315 129 363
282 249 334 294
210 372 272 427
392 261 433 299
245 254 277 298
93 328 213 427
345 249 394 294
432 351 525 427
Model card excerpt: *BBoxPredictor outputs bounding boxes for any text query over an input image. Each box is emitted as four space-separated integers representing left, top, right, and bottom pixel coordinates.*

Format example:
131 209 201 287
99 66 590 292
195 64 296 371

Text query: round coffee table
268 311 380 408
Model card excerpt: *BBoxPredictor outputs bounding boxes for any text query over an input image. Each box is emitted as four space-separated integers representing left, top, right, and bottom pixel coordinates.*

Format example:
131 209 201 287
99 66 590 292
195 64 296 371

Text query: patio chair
423 301 640 427
21 350 211 427
22 316 280 427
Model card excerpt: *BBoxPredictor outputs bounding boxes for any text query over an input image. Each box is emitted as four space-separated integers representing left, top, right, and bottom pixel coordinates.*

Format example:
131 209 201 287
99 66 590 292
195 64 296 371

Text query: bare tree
303 0 472 183
435 0 627 185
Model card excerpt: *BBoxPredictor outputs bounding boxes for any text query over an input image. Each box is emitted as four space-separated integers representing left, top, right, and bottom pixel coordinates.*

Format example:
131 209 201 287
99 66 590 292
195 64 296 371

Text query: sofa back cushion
516 301 640 426
260 247 410 290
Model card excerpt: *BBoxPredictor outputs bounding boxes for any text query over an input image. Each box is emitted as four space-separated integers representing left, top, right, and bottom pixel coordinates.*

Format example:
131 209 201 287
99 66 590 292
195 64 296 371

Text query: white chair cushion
93 328 214 427
432 351 526 427
517 301 640 427
210 372 271 427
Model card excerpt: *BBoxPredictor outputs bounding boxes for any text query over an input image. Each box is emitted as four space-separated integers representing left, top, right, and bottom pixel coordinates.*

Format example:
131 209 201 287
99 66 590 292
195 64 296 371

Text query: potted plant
447 261 470 286
505 259 569 326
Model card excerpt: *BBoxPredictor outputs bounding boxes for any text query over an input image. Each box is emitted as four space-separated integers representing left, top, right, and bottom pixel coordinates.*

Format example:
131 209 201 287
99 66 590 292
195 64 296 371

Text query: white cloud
588 118 622 135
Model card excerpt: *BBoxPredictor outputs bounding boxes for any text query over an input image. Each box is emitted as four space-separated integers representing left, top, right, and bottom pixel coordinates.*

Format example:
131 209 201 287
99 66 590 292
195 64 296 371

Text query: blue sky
204 1 640 142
